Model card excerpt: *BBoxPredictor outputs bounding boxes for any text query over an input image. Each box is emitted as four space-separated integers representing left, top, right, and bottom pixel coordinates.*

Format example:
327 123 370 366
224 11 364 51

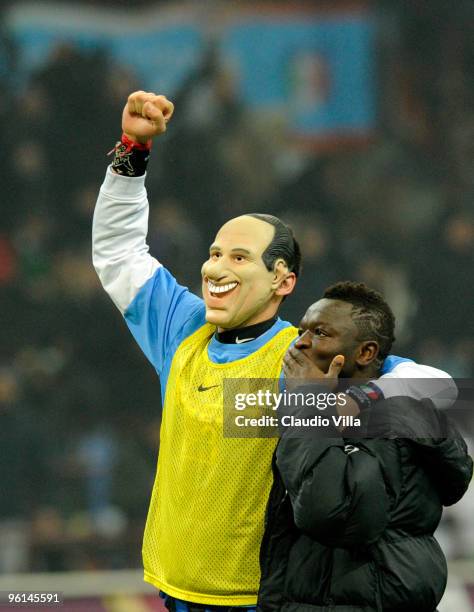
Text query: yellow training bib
143 323 297 605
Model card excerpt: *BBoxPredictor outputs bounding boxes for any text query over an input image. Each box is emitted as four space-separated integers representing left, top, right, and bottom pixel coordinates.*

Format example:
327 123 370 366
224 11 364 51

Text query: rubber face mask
201 216 279 330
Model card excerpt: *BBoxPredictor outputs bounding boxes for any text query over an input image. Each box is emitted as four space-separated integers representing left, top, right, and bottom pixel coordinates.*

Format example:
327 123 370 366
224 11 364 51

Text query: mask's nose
202 257 227 282
295 329 313 350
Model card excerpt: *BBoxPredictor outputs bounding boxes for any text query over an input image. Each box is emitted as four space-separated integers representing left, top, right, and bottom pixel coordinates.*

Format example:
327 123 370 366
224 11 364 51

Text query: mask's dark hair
323 281 395 364
247 214 301 277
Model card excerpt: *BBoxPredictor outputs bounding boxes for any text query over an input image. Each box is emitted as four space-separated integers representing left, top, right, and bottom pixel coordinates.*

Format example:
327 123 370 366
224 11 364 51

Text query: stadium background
0 0 473 610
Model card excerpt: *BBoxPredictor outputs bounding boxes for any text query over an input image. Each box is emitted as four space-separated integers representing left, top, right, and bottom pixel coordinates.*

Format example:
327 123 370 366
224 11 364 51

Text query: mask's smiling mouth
207 280 239 298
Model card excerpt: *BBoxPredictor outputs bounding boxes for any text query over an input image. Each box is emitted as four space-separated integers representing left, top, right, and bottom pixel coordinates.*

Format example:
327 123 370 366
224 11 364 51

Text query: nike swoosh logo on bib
235 337 254 344
198 384 219 392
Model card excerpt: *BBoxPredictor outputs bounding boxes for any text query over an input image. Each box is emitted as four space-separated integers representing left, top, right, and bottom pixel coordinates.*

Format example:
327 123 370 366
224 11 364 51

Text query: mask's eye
210 251 222 261
234 255 246 262
297 328 304 336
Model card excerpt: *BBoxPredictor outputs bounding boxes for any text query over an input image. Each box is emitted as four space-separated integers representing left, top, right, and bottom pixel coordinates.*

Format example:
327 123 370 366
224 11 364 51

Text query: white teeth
208 281 238 294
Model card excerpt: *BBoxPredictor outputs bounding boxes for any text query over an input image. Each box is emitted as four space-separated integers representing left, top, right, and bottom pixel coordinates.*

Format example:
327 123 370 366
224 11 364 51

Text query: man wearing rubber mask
202 212 298 330
92 91 456 612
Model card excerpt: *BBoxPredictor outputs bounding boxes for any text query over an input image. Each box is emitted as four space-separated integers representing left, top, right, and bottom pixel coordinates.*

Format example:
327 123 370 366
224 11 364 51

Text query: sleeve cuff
100 166 147 200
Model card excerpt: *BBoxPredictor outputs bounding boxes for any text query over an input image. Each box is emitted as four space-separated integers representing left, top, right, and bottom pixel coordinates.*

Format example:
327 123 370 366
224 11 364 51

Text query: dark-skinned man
258 281 473 612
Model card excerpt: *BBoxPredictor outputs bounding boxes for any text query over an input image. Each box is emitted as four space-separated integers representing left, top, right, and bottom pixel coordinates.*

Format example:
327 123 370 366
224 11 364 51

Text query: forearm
376 361 457 409
92 168 160 313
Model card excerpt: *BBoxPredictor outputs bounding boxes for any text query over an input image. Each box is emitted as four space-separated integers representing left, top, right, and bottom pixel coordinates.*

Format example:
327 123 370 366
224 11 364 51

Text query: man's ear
355 341 380 366
272 259 297 297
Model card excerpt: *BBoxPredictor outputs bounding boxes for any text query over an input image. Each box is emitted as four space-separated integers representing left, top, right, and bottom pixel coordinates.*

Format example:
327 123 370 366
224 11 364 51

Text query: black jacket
257 397 473 612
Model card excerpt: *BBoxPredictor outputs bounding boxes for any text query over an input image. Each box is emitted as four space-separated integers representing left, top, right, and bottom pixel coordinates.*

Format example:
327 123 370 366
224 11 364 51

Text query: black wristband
344 382 384 413
109 134 152 177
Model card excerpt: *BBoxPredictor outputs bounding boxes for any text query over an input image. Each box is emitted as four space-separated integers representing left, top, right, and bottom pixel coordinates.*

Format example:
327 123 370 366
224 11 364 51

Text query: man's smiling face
201 216 283 330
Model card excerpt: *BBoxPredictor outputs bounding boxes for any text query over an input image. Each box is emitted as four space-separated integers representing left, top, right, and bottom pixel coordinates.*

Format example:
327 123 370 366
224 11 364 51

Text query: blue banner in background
7 3 375 142
10 13 204 96
222 15 375 137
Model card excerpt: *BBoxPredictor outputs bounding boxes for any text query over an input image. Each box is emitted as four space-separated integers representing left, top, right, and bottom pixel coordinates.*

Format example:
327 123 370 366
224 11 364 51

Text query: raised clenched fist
122 91 174 144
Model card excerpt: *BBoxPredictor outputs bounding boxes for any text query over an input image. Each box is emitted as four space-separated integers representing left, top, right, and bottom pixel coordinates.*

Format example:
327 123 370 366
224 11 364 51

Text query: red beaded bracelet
108 133 152 156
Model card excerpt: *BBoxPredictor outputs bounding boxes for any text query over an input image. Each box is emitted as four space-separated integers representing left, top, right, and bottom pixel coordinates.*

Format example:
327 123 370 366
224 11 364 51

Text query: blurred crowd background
0 0 473 582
